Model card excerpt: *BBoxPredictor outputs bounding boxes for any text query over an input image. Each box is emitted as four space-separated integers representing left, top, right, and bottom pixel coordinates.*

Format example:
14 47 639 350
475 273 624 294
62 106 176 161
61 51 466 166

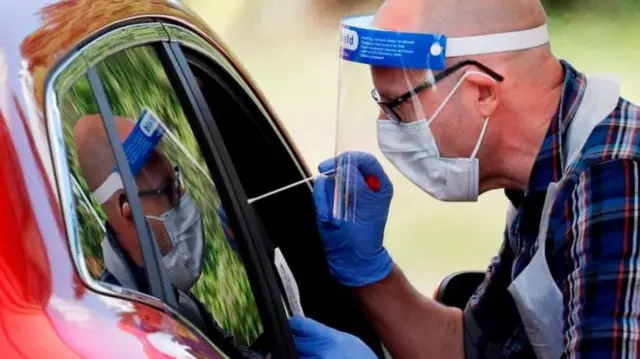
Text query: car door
47 20 297 358
160 23 386 357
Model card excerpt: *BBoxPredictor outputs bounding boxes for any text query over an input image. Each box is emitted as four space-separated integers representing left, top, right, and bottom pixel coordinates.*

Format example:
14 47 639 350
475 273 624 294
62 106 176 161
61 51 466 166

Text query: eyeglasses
138 166 183 207
371 60 504 123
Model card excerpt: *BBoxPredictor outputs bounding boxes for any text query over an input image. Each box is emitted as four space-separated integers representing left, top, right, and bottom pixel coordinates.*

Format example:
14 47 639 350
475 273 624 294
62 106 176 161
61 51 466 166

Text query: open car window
58 43 267 356
178 41 386 357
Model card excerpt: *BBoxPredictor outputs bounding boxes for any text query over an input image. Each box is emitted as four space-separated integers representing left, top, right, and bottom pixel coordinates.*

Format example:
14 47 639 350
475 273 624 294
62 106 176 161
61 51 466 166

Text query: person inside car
73 113 266 359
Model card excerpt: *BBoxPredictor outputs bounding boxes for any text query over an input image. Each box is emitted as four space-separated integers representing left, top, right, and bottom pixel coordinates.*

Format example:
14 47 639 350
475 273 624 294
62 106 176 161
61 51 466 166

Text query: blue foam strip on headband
119 109 165 176
340 15 447 70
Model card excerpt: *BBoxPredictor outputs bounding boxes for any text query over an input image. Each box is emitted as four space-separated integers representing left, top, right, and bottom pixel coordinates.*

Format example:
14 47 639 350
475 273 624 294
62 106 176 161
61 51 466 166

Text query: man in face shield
290 0 640 358
74 113 266 359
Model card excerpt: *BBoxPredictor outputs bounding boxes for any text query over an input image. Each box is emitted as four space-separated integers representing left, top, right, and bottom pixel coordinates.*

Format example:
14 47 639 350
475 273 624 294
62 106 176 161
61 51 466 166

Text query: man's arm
298 152 520 359
353 264 464 359
557 159 640 358
353 231 520 359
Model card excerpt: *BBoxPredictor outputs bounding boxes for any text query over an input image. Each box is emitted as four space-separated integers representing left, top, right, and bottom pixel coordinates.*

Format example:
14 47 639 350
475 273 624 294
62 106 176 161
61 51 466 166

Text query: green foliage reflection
60 45 262 346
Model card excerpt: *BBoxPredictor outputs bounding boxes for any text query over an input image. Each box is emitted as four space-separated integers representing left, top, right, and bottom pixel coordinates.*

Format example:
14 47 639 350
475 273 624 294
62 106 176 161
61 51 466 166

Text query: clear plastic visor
332 15 449 221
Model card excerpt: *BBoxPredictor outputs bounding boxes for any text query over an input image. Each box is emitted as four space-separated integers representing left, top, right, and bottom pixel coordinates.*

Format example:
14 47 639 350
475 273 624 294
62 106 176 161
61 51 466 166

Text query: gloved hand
290 316 377 359
313 151 394 287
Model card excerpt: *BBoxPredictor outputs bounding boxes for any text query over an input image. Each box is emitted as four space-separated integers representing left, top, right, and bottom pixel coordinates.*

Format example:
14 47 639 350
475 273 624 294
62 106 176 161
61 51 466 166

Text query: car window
61 75 110 278
59 44 264 351
183 47 386 356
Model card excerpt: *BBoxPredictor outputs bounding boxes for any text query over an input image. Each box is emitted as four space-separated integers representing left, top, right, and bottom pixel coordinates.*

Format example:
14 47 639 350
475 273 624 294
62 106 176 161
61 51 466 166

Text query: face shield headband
341 14 549 70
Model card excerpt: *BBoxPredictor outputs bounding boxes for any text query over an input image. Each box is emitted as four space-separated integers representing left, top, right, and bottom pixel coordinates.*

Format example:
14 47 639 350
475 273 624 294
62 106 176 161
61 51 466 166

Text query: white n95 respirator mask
377 71 493 202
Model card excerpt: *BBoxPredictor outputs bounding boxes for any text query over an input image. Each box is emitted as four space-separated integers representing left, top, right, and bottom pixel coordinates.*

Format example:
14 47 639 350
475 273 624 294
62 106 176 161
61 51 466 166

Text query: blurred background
184 0 640 295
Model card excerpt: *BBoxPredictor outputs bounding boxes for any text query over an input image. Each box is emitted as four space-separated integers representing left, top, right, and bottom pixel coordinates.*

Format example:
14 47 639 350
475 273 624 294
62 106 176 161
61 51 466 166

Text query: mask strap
93 172 124 204
426 71 495 126
470 117 490 159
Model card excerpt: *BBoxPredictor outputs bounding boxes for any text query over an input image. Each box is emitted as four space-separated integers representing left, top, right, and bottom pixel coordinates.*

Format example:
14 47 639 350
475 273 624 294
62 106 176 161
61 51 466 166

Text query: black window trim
162 41 297 359
167 24 388 358
160 23 313 190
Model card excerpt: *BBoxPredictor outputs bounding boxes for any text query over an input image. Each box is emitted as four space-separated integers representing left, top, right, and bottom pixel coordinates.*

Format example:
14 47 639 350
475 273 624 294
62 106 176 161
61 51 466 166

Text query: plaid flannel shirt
463 60 640 359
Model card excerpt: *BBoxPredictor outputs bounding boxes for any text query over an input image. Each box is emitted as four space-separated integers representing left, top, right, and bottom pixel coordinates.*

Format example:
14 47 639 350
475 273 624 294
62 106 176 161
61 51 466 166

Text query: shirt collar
525 60 587 196
105 222 149 292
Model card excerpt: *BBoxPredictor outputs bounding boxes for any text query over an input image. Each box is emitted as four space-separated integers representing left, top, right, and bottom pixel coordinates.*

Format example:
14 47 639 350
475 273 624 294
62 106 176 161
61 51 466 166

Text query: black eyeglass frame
137 166 183 208
371 60 504 123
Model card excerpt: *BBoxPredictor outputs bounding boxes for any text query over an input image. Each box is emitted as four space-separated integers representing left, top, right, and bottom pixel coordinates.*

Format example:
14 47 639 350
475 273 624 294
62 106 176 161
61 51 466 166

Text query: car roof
0 0 223 108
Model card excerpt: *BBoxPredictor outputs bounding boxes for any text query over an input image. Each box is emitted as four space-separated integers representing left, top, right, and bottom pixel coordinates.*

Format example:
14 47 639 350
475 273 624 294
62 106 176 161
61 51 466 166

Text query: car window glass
59 44 264 350
60 75 110 278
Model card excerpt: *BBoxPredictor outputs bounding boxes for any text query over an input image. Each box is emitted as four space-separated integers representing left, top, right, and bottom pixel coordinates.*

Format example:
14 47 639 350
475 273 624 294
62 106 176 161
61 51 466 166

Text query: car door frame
44 19 296 358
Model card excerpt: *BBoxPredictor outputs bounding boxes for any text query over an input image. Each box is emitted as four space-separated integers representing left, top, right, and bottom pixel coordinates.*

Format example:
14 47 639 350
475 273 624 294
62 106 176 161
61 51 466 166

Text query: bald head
371 0 551 90
373 0 547 37
370 0 557 103
73 114 134 193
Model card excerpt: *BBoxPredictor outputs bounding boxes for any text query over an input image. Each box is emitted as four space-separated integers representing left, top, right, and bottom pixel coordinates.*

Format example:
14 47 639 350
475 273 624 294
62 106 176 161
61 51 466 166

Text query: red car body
0 1 300 357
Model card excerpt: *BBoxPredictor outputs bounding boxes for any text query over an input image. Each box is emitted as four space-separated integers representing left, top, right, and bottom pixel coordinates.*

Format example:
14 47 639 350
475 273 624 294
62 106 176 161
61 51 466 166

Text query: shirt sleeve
554 159 640 359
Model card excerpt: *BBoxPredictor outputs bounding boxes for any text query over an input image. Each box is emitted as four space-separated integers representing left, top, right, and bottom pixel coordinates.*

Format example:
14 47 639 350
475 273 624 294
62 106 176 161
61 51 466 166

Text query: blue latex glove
290 316 377 359
313 151 394 287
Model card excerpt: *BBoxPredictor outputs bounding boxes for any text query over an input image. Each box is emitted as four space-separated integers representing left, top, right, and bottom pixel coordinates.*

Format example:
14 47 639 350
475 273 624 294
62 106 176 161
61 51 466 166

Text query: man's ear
466 73 501 118
119 194 134 223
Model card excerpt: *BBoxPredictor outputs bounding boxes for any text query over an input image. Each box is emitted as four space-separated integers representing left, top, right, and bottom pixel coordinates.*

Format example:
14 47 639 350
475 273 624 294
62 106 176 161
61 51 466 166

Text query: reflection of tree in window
60 46 263 346
19 0 212 107
61 76 106 278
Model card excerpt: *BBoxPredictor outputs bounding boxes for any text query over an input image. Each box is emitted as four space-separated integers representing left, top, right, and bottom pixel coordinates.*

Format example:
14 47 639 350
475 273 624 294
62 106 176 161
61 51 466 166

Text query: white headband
446 24 549 57
340 15 550 69
92 172 123 204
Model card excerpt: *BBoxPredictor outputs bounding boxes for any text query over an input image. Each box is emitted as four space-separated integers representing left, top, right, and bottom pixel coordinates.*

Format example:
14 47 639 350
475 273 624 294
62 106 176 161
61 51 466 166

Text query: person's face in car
117 150 184 263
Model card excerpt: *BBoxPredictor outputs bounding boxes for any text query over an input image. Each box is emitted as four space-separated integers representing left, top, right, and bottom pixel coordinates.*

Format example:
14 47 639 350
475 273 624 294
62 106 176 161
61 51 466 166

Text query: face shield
92 108 213 216
332 14 549 220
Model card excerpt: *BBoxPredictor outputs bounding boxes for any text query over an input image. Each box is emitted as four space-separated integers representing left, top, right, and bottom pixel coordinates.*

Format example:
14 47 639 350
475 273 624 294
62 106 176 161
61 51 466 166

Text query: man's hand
314 151 394 287
314 152 464 359
289 316 377 359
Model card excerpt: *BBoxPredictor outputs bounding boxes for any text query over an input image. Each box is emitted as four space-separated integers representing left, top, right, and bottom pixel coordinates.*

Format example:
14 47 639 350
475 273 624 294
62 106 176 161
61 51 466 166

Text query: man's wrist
328 248 393 287
350 262 402 298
